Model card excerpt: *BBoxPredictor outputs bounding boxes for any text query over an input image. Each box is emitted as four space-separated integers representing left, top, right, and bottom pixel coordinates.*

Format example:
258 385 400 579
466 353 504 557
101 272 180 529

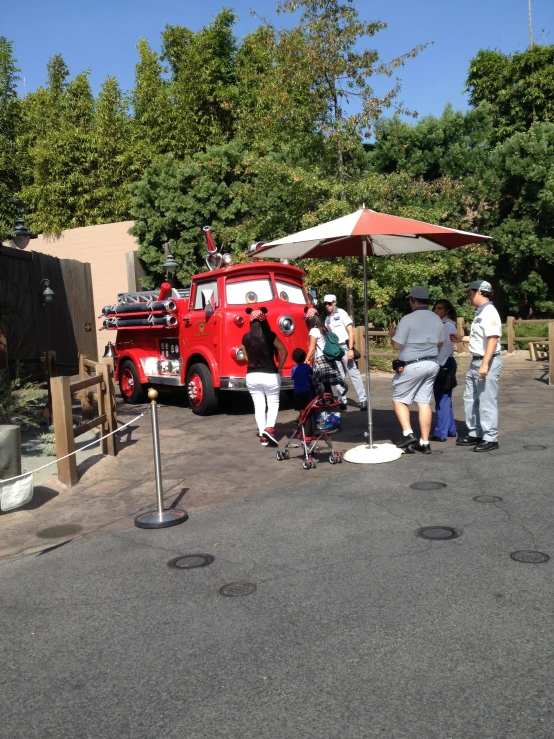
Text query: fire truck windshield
226 278 274 305
275 280 307 305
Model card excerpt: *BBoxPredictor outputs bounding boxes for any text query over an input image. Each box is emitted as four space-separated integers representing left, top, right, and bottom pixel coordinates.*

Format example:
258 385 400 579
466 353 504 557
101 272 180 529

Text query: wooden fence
50 357 117 486
354 317 554 385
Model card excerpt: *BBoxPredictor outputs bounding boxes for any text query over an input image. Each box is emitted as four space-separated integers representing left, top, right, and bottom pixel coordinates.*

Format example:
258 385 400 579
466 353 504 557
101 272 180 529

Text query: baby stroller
276 392 343 469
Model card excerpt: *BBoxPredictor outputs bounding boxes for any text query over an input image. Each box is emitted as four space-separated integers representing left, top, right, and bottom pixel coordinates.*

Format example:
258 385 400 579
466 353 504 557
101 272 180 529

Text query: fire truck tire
186 363 219 416
119 360 147 404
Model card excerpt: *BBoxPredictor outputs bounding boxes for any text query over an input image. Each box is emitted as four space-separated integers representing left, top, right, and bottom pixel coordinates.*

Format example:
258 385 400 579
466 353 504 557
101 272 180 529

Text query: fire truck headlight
279 315 295 336
234 316 244 327
222 253 232 265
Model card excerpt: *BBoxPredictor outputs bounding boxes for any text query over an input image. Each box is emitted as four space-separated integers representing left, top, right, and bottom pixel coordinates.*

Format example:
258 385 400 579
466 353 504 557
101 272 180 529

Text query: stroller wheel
302 460 310 470
336 452 342 463
283 449 290 460
329 454 336 464
276 451 283 461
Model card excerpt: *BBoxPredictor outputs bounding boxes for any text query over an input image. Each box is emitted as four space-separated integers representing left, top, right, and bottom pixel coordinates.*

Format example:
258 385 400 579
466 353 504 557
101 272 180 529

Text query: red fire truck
101 228 311 415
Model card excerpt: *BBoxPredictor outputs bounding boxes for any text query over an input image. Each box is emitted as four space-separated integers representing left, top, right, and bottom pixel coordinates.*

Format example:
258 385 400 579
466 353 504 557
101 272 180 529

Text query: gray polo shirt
393 307 444 361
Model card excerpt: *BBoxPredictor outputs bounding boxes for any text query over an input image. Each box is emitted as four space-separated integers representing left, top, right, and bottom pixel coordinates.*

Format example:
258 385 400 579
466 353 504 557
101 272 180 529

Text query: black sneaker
359 402 367 411
456 435 482 446
396 432 418 449
339 402 348 412
414 442 432 454
430 435 447 442
474 440 499 452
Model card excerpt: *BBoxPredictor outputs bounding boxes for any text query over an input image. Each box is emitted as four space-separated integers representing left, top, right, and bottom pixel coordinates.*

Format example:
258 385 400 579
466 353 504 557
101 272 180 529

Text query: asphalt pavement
1 421 553 738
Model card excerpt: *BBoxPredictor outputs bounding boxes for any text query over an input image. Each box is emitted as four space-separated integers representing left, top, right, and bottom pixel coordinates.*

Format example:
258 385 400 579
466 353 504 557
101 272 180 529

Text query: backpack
323 331 344 361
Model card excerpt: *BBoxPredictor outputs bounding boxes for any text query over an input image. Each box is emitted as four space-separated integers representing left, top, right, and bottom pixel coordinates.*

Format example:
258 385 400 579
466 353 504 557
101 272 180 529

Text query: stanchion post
134 388 188 529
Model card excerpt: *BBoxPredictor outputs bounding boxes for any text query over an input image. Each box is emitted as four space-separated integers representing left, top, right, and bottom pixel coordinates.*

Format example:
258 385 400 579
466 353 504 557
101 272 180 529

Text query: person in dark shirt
241 306 287 447
291 347 313 412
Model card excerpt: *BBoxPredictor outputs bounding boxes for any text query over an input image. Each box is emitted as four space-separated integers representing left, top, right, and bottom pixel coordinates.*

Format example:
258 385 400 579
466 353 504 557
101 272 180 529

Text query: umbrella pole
363 238 373 448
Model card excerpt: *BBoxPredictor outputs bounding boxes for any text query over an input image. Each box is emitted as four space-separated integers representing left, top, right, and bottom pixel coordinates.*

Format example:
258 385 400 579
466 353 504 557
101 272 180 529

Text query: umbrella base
343 442 402 465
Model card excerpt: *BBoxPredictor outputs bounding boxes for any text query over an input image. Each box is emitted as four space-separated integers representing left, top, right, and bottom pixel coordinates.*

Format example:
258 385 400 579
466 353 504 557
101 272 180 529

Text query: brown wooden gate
0 244 97 374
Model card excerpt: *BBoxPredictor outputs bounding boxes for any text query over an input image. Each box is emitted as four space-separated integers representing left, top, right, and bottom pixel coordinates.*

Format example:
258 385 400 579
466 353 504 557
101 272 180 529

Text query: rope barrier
0 409 149 486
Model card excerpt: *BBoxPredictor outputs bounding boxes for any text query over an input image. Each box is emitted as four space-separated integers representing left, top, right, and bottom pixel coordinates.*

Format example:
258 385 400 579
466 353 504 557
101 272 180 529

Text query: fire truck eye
245 291 258 303
279 315 295 336
280 291 289 301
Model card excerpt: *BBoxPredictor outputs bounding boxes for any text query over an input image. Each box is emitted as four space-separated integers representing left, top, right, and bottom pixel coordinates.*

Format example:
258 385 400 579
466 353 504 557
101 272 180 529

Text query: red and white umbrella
257 208 492 464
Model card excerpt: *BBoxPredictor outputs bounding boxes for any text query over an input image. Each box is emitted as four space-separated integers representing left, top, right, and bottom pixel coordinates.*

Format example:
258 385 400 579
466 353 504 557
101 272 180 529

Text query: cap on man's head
406 286 429 300
467 280 492 292
323 294 337 304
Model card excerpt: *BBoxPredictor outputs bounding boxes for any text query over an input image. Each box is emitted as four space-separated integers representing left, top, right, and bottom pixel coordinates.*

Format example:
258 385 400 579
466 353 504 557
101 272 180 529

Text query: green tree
132 39 175 161
161 9 238 156
466 45 554 142
94 75 135 222
129 143 253 287
483 122 554 316
369 103 493 180
21 69 96 232
0 37 21 239
276 0 426 186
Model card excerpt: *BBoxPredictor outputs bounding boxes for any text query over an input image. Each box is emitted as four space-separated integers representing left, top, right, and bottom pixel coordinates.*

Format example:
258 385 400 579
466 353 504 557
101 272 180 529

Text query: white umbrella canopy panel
257 208 492 464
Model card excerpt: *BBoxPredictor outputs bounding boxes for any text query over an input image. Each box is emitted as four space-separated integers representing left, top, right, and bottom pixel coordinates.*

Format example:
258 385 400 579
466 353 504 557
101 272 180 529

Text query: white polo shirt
325 307 352 344
468 302 502 357
393 307 444 361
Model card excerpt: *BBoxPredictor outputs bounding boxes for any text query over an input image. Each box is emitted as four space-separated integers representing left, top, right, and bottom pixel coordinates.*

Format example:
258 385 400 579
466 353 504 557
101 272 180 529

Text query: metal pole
528 0 533 49
150 394 164 517
134 388 188 529
363 238 374 448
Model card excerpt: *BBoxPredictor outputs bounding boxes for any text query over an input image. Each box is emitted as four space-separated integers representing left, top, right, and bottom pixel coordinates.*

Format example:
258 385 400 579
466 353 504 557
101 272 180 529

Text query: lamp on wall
163 241 178 276
39 278 54 306
12 210 38 249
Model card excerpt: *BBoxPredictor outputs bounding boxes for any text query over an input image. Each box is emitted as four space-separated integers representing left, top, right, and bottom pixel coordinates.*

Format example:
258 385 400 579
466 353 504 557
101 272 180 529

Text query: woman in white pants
241 306 288 447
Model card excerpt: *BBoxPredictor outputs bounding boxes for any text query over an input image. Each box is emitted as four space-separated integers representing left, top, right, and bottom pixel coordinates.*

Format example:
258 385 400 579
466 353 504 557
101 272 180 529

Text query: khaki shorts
392 360 439 405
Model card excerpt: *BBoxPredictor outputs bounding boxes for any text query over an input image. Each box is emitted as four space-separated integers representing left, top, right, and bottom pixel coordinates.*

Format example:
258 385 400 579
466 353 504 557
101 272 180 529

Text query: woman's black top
242 330 278 374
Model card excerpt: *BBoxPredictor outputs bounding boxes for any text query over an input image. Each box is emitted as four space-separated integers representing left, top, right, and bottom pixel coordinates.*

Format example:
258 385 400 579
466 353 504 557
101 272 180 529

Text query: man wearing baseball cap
388 287 444 453
323 294 367 411
450 280 502 452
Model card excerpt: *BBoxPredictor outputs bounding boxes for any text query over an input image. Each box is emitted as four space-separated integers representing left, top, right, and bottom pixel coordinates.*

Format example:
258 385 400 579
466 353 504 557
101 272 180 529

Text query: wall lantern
39 278 54 305
12 210 38 250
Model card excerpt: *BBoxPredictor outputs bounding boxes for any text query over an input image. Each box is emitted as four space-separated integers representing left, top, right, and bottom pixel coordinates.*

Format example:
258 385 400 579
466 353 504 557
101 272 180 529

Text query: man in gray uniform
389 286 444 454
451 280 502 452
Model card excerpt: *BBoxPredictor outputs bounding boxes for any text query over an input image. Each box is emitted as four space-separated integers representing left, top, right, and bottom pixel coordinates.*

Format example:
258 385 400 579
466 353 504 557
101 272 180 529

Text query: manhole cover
510 550 550 564
431 450 444 455
410 481 447 491
219 582 257 597
523 445 547 451
473 495 503 503
168 554 214 569
417 526 460 541
36 524 83 539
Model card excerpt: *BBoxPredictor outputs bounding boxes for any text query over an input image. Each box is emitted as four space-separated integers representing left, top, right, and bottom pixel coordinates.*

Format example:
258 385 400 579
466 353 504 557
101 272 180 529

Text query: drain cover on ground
417 526 460 541
410 481 447 491
168 554 214 569
510 550 550 564
473 495 503 503
523 445 547 451
36 524 83 539
219 582 257 597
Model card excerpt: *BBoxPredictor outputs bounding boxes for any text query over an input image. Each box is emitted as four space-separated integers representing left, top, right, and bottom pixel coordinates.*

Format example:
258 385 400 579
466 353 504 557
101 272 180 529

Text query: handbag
438 364 457 390
352 348 361 360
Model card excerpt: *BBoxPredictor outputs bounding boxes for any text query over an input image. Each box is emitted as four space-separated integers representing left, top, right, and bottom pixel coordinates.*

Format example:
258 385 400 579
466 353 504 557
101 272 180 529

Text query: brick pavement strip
1 354 552 560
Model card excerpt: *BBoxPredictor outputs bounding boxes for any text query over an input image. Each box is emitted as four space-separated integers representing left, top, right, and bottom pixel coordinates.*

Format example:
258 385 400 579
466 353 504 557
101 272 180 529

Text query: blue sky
4 0 553 120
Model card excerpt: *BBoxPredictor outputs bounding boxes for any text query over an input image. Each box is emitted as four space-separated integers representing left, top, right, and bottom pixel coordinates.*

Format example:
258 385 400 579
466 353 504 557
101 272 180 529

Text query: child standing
291 348 313 412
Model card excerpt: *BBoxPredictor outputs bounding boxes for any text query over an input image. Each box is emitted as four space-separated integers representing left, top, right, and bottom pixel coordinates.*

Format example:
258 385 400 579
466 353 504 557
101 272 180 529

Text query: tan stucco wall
33 221 137 360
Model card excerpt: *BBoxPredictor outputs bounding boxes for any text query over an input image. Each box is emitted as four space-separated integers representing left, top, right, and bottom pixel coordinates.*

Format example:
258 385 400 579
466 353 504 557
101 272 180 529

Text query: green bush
0 366 47 428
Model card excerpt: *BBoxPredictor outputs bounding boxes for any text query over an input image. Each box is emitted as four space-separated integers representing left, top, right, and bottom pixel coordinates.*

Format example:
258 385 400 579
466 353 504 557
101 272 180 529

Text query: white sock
420 439 430 446
403 429 414 436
